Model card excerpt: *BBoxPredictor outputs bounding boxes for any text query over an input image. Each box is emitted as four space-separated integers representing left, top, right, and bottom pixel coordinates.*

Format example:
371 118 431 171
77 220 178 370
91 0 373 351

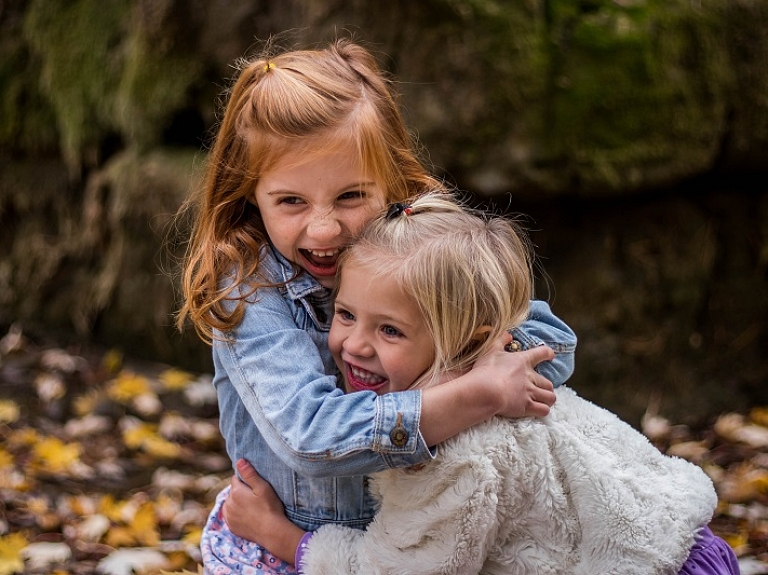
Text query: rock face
1 0 767 422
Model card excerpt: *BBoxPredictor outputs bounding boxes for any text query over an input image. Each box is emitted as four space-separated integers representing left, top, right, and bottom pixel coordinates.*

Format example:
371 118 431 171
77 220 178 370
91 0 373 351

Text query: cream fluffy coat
302 387 717 575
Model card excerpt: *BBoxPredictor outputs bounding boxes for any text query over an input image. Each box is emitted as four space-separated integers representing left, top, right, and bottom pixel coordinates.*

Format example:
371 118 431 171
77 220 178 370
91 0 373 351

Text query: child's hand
420 333 556 446
222 459 306 565
473 333 556 419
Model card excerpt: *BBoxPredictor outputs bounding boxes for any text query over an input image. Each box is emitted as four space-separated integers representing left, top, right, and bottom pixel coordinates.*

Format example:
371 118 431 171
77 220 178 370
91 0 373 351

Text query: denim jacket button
505 340 522 352
389 413 409 447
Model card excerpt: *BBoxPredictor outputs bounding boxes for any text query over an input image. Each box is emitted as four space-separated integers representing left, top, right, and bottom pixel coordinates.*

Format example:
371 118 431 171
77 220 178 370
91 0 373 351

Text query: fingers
535 374 554 392
526 399 552 418
521 344 555 365
533 383 556 406
235 458 264 489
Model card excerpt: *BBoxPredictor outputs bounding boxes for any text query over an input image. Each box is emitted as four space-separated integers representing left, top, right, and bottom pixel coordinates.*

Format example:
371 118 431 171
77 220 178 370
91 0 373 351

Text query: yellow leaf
159 369 195 391
722 529 749 552
122 422 181 459
103 525 136 548
102 349 124 373
131 502 160 546
31 437 81 474
73 390 103 417
122 422 157 450
143 435 182 459
182 526 203 546
99 494 124 522
0 532 27 575
0 449 14 469
749 406 768 428
108 372 152 403
7 428 41 448
0 400 19 424
0 468 28 491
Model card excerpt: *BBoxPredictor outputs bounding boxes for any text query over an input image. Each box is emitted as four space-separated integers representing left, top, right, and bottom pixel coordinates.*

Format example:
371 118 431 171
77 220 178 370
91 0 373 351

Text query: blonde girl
229 193 738 575
178 40 576 574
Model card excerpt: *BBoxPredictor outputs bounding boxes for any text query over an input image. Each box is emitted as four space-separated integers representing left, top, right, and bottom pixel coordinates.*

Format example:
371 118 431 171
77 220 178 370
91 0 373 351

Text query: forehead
338 261 422 319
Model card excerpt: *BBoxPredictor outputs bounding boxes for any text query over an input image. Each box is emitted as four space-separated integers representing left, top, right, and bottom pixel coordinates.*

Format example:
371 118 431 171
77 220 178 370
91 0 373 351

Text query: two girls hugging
178 39 739 575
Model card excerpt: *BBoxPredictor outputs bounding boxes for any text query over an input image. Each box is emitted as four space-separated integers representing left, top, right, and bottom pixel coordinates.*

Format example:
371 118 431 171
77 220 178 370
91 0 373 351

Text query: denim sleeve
509 300 577 387
215 285 432 477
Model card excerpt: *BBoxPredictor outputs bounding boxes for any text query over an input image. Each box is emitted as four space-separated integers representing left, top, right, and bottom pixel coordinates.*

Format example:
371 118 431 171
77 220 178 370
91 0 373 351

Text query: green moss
116 30 203 150
434 0 549 158
21 0 204 169
542 0 732 190
0 3 59 153
23 0 130 169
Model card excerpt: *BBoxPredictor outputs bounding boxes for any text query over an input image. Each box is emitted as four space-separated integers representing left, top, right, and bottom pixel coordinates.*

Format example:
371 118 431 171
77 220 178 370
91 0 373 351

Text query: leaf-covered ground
1 323 768 575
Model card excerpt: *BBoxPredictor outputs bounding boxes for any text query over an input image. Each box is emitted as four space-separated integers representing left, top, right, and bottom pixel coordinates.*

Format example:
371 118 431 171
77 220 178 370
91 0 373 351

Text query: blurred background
1 0 767 426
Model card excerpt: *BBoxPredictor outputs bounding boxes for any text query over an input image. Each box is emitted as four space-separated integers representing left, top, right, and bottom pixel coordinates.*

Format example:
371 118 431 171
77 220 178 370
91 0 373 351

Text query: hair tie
264 61 275 72
386 203 412 220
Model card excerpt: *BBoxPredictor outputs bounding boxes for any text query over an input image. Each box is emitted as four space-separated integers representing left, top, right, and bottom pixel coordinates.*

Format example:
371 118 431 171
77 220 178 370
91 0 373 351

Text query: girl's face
329 260 436 395
254 141 387 288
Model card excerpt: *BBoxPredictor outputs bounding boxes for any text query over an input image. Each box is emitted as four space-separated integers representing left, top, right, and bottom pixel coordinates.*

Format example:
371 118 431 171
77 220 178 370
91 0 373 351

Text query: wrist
459 370 502 416
420 374 499 446
269 519 306 565
294 531 313 572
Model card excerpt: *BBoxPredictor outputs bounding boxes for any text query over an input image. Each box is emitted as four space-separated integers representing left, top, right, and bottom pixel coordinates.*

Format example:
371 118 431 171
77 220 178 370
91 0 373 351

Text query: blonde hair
342 192 533 387
177 39 441 342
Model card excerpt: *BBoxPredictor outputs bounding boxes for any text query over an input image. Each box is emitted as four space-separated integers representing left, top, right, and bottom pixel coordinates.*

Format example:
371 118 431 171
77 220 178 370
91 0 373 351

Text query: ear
469 326 493 343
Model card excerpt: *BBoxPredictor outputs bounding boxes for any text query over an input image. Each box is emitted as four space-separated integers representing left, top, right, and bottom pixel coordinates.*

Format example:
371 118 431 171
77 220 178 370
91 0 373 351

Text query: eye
334 307 355 322
381 325 403 338
338 190 365 201
277 196 304 206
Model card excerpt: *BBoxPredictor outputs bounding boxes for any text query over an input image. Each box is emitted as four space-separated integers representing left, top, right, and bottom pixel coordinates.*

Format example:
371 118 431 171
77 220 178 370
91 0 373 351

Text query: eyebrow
265 181 378 195
334 299 417 330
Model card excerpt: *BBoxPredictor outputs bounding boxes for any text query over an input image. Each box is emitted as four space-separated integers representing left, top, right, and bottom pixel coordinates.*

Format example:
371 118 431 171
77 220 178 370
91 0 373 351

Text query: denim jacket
213 244 577 531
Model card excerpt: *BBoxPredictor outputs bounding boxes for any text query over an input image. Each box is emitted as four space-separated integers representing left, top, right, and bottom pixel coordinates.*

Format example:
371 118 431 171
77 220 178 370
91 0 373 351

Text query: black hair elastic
386 203 412 220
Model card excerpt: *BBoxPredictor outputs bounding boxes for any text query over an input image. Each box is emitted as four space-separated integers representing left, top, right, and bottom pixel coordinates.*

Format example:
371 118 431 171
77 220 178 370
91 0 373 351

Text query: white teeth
308 249 340 258
350 365 385 384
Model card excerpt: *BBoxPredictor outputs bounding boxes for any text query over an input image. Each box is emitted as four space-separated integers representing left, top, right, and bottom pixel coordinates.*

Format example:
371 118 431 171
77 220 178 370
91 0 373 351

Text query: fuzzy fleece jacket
301 386 717 575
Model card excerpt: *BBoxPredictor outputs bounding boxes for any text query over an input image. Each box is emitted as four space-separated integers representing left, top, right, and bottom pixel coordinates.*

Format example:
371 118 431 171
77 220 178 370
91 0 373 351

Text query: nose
306 208 342 242
343 326 374 358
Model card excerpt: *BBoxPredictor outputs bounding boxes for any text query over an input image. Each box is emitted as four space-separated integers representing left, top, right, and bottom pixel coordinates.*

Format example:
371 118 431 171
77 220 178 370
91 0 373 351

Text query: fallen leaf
131 502 161 546
34 372 66 403
75 513 111 542
0 400 19 424
30 436 82 474
718 463 768 503
20 541 72 571
101 349 124 374
0 532 26 575
0 449 13 469
749 407 768 429
715 413 768 449
641 412 671 442
108 372 153 403
183 376 216 407
132 392 163 417
63 414 112 438
159 369 195 391
40 348 84 373
97 548 170 575
666 440 710 463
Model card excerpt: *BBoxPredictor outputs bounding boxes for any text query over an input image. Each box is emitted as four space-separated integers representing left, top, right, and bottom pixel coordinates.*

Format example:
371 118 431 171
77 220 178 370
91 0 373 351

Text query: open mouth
299 248 341 278
345 363 388 393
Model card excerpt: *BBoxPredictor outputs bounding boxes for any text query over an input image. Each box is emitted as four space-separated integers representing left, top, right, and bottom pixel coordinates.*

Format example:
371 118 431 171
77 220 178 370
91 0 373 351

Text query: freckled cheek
357 209 381 233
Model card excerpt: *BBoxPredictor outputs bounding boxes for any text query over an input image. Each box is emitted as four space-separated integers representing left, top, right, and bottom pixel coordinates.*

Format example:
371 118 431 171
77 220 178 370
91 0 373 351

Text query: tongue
306 253 336 268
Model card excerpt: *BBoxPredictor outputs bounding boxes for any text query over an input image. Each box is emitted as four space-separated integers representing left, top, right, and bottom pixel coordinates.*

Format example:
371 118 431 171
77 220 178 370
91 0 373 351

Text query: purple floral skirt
201 486 297 575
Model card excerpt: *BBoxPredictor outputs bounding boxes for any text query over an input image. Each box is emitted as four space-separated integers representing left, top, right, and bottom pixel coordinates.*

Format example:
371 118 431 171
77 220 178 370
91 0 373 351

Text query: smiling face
254 140 387 288
329 259 436 395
